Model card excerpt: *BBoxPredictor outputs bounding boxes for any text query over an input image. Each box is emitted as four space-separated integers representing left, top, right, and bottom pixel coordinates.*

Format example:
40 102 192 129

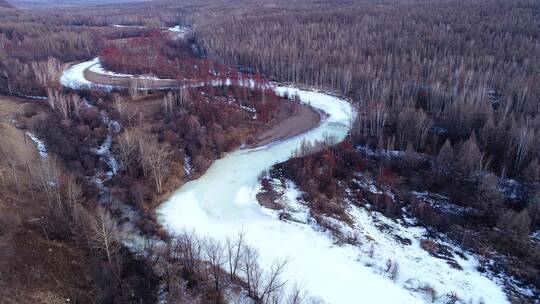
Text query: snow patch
113 24 147 29
531 231 540 242
183 155 194 176
240 105 257 119
15 93 47 100
25 132 47 158
168 25 188 40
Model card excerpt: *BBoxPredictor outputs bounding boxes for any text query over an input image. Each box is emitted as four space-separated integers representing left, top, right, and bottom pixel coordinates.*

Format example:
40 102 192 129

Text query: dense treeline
100 29 238 82
193 0 540 180
0 1 190 96
0 21 113 96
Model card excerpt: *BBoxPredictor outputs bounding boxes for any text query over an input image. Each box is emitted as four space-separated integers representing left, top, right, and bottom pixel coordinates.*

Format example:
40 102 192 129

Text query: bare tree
238 241 289 303
204 238 226 291
33 157 70 237
46 89 81 120
129 78 139 98
62 173 83 209
259 260 289 304
90 207 120 271
113 94 126 118
286 284 307 304
31 57 63 87
115 130 139 172
367 100 388 138
70 201 93 244
415 109 432 150
241 243 261 299
511 124 534 172
172 230 203 278
163 91 173 114
155 243 176 293
226 229 246 280
138 135 173 194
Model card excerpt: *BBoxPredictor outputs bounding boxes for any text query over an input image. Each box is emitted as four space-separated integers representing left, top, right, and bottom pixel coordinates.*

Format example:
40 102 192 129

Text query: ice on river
60 58 101 90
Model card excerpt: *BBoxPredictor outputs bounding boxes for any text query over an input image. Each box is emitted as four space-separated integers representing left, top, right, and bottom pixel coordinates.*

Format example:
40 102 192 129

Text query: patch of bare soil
247 99 320 148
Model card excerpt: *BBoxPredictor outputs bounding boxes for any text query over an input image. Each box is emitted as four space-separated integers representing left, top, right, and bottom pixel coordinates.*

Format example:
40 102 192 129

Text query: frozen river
61 57 509 304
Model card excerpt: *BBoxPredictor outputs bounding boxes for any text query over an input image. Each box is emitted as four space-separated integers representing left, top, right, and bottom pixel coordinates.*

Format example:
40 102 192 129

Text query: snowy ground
343 175 508 303
260 176 511 303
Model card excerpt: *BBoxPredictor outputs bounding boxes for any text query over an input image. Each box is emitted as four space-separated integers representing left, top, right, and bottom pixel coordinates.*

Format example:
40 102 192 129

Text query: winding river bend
61 55 509 304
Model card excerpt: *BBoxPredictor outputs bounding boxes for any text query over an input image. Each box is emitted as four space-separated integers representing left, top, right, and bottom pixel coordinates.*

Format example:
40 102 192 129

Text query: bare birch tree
512 124 534 172
138 135 173 194
90 207 120 272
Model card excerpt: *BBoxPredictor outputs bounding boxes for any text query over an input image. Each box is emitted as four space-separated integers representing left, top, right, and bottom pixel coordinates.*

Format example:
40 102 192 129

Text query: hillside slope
0 0 12 8
0 96 95 303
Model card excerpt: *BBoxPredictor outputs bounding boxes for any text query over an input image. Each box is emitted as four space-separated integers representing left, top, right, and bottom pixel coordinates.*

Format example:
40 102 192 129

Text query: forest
193 3 540 299
194 0 540 179
0 0 539 303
